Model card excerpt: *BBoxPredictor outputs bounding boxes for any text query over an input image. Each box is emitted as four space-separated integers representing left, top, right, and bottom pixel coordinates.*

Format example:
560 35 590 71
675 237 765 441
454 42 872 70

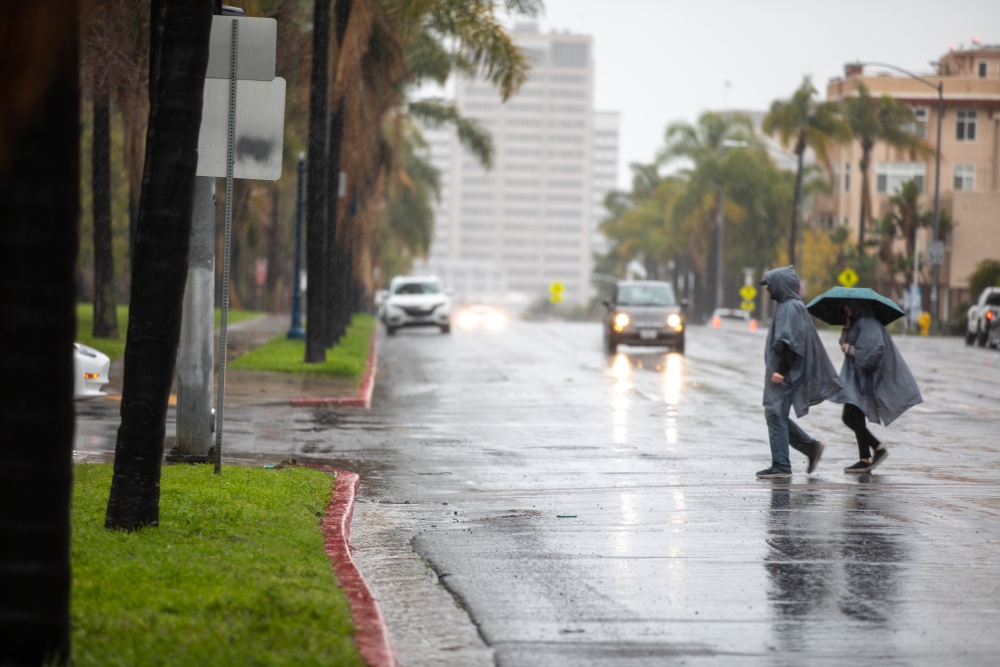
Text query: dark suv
602 281 685 354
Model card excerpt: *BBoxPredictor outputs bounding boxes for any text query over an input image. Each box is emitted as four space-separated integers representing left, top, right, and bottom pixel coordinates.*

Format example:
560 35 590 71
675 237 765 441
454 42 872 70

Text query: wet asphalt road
74 321 1000 666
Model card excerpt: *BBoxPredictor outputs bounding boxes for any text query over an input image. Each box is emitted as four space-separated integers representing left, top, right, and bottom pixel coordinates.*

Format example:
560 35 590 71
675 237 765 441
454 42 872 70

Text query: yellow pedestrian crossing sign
549 281 564 304
739 285 757 301
838 267 859 288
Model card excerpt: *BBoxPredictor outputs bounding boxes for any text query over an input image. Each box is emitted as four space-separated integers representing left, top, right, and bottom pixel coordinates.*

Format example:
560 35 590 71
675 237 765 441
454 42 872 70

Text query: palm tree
763 76 849 267
0 3 79 663
104 0 213 531
842 82 930 248
658 111 756 314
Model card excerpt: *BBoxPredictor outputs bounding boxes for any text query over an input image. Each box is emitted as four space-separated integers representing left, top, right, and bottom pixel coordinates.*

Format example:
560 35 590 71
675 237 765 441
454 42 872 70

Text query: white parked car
74 343 110 400
710 307 759 332
966 287 1000 347
381 276 452 335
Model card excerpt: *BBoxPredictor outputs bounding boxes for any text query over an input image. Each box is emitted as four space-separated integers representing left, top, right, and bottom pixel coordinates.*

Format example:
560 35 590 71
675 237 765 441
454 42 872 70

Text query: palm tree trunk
104 0 212 531
325 100 346 347
92 88 120 338
305 0 332 361
788 139 805 267
858 149 871 248
0 4 79 663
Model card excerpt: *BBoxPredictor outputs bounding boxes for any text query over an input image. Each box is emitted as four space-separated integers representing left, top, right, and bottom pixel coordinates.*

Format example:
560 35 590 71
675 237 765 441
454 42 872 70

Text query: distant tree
842 82 930 248
104 0 212 531
968 259 1000 299
0 2 80 663
763 76 849 266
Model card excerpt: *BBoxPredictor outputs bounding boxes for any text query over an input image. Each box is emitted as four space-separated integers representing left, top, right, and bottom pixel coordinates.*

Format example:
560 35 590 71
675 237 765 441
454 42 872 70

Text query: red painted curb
310 465 397 667
291 331 379 408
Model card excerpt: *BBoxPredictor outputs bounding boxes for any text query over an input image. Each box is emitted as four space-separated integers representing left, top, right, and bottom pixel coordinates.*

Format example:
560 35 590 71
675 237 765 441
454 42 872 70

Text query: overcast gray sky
529 0 1000 189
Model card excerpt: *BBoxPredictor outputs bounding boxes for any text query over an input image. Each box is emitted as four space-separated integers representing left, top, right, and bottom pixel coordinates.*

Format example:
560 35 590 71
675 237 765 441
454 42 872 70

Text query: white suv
382 276 452 335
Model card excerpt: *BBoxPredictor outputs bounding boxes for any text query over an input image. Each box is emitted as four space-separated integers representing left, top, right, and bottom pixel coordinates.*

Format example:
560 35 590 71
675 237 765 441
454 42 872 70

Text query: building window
954 164 975 191
875 162 925 194
551 42 588 68
844 162 851 192
912 107 927 139
978 62 988 78
956 109 977 141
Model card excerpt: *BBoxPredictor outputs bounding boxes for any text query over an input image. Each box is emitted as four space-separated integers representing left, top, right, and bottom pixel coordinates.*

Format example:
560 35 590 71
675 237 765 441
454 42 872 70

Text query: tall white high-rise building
417 25 618 306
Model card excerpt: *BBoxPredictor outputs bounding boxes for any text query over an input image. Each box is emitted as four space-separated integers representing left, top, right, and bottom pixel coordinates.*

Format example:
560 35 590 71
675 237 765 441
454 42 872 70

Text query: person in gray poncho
757 267 842 479
835 301 922 472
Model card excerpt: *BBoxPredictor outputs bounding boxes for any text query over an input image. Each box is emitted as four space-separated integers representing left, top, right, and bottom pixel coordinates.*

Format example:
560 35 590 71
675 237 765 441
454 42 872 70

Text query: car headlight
458 312 478 329
613 312 629 331
667 313 682 330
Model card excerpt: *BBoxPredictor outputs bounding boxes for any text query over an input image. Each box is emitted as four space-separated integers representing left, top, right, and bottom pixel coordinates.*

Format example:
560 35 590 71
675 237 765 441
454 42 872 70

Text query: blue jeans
765 407 819 472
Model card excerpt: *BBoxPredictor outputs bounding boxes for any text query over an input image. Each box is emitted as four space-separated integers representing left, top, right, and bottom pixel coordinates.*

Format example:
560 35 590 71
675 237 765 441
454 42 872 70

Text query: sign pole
214 18 238 475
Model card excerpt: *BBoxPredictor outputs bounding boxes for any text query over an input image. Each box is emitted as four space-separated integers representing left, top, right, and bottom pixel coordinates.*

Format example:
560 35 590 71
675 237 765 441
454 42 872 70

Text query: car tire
966 328 977 345
604 332 617 355
977 325 988 347
440 324 451 334
387 326 397 336
674 337 685 354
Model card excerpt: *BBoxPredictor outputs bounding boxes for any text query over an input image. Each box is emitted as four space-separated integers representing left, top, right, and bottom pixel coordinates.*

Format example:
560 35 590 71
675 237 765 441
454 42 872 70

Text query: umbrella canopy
806 287 905 326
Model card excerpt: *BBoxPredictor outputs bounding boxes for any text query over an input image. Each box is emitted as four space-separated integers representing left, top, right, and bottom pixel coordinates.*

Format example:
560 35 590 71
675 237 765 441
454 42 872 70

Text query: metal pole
714 187 724 310
174 177 216 461
930 82 943 334
214 18 238 475
288 152 306 339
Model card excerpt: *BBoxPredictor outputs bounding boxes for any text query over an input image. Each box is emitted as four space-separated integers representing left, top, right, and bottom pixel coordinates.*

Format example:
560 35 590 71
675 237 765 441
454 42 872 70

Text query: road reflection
608 350 685 449
766 485 903 650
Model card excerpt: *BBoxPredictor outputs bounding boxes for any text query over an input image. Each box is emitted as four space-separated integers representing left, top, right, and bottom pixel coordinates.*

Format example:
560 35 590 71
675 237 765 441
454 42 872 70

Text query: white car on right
966 287 1000 348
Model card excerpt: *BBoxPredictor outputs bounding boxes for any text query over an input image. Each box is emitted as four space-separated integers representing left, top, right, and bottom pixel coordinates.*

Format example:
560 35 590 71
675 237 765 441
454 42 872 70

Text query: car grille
402 305 437 316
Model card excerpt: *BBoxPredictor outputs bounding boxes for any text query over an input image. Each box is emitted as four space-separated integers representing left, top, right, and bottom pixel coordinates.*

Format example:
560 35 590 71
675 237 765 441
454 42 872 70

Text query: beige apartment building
813 44 1000 315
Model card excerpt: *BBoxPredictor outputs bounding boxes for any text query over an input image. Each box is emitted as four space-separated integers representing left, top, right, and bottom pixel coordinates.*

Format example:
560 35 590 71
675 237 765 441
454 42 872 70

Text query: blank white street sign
196 77 286 180
205 16 276 81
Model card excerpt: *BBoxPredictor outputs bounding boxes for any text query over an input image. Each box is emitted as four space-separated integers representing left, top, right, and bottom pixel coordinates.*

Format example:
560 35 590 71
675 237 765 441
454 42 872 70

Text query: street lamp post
287 152 306 339
855 62 944 333
714 140 750 310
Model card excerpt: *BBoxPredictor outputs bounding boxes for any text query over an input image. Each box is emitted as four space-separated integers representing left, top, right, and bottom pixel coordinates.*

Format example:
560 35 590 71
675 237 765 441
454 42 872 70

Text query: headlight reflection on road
611 355 631 444
663 353 682 407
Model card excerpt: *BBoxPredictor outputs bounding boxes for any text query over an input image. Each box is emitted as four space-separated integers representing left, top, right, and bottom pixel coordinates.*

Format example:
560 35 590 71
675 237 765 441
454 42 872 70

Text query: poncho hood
762 266 841 417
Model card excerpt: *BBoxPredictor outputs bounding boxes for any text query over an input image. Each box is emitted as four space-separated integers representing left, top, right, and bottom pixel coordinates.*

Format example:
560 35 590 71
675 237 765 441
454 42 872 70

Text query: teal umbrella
806 287 905 326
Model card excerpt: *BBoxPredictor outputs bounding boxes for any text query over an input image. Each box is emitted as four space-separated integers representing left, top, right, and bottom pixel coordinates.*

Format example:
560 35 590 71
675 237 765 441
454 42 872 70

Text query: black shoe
869 447 888 471
807 441 825 474
844 460 872 473
756 466 792 479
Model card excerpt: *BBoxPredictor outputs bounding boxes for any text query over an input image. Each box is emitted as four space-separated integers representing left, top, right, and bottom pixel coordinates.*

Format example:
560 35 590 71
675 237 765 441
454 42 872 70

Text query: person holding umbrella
806 287 923 473
756 267 842 479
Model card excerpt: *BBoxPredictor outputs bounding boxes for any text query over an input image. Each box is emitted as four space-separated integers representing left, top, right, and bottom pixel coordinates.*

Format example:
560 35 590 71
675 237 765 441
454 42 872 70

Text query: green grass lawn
76 304 263 359
229 314 375 382
72 463 364 666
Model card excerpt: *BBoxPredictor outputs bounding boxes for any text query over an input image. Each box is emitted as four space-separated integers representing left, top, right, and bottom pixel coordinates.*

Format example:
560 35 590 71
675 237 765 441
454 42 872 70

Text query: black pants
842 404 881 459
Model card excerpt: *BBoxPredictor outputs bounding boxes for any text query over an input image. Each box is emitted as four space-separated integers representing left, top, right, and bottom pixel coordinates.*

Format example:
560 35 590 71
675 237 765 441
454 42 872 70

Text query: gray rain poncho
762 267 842 417
836 302 922 426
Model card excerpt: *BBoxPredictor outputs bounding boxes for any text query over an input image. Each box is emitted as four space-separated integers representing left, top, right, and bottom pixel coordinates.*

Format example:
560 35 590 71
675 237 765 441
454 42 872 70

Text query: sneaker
868 447 889 471
844 460 873 473
807 441 825 474
756 466 792 479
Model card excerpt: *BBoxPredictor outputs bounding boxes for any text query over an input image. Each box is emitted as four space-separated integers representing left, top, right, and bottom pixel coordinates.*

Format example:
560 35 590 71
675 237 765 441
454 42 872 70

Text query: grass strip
76 304 263 359
71 463 364 667
229 314 374 382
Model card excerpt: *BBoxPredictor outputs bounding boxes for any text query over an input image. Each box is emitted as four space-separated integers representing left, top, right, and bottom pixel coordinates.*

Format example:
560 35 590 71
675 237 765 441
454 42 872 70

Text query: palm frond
407 98 494 168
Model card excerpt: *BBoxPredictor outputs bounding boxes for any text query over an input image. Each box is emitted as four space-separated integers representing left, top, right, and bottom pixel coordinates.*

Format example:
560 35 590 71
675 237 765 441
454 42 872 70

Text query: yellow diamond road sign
740 301 755 312
739 285 757 301
838 268 859 288
549 281 565 304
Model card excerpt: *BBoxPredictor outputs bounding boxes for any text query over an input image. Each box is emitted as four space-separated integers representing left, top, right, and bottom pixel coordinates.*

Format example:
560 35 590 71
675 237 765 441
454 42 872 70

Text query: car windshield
617 284 676 306
394 281 441 295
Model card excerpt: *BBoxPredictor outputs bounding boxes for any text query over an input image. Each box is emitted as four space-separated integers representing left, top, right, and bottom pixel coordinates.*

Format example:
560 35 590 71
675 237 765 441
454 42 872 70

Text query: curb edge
311 465 397 667
290 329 379 408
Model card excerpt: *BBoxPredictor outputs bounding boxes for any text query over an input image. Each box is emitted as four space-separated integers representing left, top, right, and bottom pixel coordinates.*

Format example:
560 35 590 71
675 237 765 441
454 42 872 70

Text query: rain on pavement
74 321 1000 666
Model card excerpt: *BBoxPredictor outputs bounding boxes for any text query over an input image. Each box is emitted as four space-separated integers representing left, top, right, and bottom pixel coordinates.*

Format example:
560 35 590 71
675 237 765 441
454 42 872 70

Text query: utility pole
287 152 306 339
714 186 725 311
